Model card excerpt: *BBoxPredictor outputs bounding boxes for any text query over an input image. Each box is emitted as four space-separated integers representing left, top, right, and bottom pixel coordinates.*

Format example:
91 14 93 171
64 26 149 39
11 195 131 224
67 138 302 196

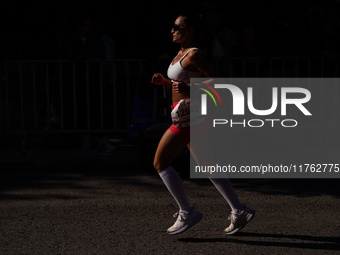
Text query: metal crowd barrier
1 57 339 137
3 59 149 135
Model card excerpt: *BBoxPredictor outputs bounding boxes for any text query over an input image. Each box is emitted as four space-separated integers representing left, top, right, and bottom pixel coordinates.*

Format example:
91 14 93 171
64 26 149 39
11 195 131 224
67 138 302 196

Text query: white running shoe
167 208 203 235
224 206 255 235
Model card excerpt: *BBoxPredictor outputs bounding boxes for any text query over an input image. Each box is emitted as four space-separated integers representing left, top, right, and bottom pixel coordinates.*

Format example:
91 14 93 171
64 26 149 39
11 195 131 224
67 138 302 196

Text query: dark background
2 0 340 61
0 4 339 254
1 0 340 151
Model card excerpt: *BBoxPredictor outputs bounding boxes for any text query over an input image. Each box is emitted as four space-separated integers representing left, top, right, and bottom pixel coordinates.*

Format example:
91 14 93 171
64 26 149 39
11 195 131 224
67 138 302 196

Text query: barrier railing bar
59 62 64 130
19 62 25 131
32 62 38 130
99 63 104 130
72 62 77 130
45 62 51 129
126 61 130 128
112 62 117 130
87 62 91 130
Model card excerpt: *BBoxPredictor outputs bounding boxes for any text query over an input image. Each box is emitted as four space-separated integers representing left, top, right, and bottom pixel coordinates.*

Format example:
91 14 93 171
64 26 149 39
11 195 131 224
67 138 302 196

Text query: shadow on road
190 177 340 198
1 166 340 200
178 232 340 251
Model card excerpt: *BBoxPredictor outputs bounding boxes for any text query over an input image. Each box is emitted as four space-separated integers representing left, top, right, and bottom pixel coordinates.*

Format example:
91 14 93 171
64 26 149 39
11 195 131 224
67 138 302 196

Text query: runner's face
171 16 192 44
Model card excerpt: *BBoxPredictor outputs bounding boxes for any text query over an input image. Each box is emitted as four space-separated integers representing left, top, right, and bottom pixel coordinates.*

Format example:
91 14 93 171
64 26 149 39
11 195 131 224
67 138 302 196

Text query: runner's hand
151 73 166 85
172 80 189 93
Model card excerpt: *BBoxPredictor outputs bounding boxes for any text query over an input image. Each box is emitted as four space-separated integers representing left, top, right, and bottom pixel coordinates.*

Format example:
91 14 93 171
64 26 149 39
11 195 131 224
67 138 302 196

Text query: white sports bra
167 48 202 84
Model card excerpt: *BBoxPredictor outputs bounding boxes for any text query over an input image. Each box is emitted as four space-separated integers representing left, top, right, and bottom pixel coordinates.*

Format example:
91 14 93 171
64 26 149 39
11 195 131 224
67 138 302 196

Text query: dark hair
178 13 213 57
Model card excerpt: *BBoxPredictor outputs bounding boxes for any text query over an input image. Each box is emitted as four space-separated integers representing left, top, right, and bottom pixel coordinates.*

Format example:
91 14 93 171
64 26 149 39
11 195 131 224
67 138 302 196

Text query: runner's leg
154 129 191 213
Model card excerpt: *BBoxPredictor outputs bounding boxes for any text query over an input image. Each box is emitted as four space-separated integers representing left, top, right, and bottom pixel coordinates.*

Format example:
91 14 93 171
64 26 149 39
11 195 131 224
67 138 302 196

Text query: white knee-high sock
209 178 243 213
159 166 191 213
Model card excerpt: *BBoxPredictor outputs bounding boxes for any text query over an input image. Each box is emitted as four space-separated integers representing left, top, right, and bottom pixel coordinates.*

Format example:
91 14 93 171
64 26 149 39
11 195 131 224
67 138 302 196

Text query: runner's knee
153 158 169 173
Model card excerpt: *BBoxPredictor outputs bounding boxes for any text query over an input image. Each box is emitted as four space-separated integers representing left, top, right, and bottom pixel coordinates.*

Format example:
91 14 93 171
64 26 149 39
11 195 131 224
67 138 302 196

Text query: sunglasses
172 24 184 31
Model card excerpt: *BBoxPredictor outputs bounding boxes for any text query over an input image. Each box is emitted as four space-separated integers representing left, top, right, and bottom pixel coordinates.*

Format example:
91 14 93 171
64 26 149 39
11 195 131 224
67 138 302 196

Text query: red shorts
169 102 190 143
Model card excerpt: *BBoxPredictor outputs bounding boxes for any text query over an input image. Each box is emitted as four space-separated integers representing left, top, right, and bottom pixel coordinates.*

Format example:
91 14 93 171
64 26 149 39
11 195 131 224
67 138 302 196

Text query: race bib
171 99 205 128
171 99 191 128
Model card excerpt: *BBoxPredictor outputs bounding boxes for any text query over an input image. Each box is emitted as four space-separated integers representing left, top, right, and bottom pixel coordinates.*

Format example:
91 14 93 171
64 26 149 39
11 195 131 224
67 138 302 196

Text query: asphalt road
0 158 339 255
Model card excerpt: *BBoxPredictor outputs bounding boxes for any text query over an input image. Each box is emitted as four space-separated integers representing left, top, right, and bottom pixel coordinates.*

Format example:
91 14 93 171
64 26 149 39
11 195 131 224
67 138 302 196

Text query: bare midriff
172 89 190 103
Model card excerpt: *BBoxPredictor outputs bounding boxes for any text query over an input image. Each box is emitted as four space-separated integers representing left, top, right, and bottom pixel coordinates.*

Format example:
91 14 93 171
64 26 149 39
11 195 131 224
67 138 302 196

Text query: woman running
151 13 255 235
